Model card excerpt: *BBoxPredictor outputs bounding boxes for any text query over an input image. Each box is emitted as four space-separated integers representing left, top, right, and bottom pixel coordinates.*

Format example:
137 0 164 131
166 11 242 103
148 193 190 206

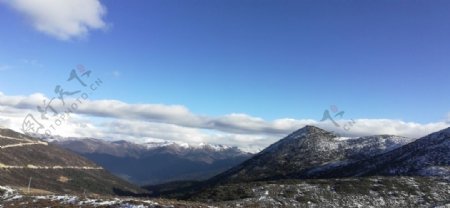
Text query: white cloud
0 92 448 152
21 59 44 68
3 0 108 40
318 119 448 139
0 65 12 71
112 70 120 78
0 93 312 135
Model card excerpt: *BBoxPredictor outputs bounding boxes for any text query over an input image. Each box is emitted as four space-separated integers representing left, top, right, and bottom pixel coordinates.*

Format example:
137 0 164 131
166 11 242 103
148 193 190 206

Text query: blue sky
0 0 449 151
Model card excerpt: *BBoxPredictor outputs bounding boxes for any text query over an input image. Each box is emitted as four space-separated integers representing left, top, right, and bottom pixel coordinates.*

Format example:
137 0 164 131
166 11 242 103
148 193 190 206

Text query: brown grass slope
0 128 144 195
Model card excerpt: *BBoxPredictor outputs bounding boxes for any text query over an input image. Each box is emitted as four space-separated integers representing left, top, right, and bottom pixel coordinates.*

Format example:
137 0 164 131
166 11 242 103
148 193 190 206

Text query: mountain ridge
43 136 253 185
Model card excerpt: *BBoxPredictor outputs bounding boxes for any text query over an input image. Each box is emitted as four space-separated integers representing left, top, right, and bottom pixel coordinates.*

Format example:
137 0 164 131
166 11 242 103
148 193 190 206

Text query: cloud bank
0 92 448 152
3 0 107 40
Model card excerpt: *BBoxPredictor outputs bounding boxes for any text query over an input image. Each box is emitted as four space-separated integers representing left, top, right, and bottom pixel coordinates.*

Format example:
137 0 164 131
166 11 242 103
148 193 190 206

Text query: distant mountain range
43 137 252 185
0 128 143 195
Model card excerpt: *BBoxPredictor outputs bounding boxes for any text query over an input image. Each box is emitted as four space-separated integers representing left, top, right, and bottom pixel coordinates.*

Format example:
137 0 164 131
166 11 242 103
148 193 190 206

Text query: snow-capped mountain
315 127 450 178
40 135 246 156
44 137 253 185
177 126 450 207
206 126 415 184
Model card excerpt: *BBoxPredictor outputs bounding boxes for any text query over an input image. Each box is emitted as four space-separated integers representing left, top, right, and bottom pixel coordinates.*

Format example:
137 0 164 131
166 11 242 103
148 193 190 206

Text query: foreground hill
3 177 449 207
0 128 143 195
195 177 450 207
0 185 210 208
46 137 252 185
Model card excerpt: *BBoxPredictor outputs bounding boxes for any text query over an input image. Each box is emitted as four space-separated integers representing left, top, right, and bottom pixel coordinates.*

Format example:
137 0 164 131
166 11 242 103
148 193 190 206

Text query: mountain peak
301 125 329 134
283 125 332 141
